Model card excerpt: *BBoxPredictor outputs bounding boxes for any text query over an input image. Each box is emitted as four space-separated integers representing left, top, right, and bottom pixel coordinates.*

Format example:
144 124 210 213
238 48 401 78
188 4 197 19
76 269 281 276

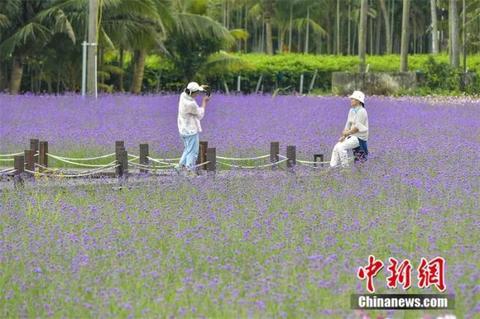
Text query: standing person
175 82 210 175
330 90 369 168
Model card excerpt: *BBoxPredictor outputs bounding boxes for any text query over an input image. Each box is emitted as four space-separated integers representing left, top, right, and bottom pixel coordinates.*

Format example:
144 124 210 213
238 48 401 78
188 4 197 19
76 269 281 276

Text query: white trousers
330 136 360 167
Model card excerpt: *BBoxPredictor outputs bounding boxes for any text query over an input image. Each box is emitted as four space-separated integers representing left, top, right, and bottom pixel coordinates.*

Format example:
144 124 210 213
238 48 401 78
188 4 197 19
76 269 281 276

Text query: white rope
34 163 118 175
297 159 329 165
46 152 115 161
217 158 287 169
128 161 172 169
46 153 117 167
147 156 181 162
192 161 210 168
0 152 22 157
0 158 14 162
278 155 288 159
128 154 139 159
147 156 176 166
0 168 16 174
216 154 270 161
25 164 120 178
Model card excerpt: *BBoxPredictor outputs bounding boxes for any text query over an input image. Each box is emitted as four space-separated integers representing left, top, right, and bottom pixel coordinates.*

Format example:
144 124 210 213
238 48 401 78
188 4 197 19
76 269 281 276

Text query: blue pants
178 133 199 170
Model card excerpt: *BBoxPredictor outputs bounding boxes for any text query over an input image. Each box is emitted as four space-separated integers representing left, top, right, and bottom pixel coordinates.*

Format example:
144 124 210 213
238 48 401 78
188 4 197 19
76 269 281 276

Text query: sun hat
186 82 205 93
349 90 365 104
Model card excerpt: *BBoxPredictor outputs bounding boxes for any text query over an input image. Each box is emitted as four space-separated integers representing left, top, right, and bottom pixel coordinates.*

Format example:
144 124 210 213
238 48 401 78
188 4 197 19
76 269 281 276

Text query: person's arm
342 109 368 136
186 97 209 120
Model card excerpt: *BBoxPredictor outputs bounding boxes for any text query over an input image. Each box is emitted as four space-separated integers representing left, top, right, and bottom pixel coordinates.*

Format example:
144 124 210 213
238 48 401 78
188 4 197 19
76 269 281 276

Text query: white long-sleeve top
177 92 205 136
344 106 369 141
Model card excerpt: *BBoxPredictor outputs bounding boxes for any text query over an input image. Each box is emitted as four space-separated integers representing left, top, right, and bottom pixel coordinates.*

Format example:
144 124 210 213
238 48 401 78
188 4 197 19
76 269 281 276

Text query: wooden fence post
121 149 128 176
314 154 324 167
14 155 24 188
139 143 149 173
198 141 208 170
270 142 279 170
286 145 296 168
206 148 216 172
115 142 125 177
25 150 35 172
30 139 39 163
39 141 48 172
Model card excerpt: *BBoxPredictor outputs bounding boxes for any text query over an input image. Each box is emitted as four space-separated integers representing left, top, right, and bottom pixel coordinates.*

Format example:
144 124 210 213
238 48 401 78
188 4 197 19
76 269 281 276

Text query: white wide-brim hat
349 90 365 104
187 82 204 92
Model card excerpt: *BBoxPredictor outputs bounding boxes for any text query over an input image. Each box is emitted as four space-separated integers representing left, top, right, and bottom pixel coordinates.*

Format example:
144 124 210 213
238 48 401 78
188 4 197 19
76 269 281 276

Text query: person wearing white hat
175 82 210 174
330 90 369 168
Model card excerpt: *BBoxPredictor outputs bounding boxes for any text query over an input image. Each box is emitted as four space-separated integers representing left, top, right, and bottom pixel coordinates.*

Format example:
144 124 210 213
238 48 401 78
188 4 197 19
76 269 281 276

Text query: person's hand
342 129 349 137
339 136 345 142
202 95 211 104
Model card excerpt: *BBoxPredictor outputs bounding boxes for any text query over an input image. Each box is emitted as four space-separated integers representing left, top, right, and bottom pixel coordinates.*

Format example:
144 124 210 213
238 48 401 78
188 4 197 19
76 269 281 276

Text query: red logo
357 256 446 293
357 255 384 293
417 257 446 292
386 257 412 290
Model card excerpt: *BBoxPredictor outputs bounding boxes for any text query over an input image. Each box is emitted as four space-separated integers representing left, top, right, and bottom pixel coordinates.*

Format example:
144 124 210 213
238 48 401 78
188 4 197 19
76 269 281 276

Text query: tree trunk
278 28 284 52
130 49 147 94
375 11 381 54
400 0 410 72
347 1 351 55
391 0 395 53
119 48 125 92
336 0 340 55
87 0 98 95
449 0 460 67
430 0 438 54
265 17 273 54
288 3 293 52
380 0 392 54
358 0 368 72
10 56 24 94
305 6 310 53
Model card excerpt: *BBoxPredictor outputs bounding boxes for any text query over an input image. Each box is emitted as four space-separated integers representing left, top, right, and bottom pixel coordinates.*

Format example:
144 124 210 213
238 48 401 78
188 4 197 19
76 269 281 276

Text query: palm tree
449 0 460 67
261 0 276 55
400 0 410 72
430 0 439 54
358 0 368 72
379 0 392 54
0 0 75 94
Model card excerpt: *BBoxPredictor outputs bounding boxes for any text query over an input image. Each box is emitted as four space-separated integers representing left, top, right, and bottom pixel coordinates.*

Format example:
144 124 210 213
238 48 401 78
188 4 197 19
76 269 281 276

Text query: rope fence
2 139 333 184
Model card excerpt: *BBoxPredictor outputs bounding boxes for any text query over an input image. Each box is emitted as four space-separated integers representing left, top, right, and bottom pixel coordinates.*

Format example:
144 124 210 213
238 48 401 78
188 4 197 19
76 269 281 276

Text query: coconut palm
0 0 75 94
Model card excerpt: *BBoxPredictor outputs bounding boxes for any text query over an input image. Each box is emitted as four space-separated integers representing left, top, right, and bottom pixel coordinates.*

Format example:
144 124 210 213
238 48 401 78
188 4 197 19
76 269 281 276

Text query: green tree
0 0 75 94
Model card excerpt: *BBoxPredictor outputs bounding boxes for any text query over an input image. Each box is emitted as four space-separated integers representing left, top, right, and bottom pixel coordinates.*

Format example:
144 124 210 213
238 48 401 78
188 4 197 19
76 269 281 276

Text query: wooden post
14 155 24 175
314 154 324 167
25 150 35 172
13 155 24 188
115 145 125 177
39 141 48 172
30 139 39 163
121 149 128 176
198 141 208 170
270 142 279 169
286 145 296 168
139 143 149 173
206 148 216 172
115 140 124 150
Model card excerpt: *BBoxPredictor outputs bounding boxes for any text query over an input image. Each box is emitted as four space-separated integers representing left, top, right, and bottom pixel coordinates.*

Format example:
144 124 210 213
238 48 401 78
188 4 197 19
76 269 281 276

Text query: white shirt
344 106 368 141
177 92 205 136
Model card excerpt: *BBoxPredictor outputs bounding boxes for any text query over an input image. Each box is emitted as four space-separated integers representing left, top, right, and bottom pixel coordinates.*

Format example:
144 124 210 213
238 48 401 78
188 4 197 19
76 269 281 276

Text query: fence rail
1 139 328 186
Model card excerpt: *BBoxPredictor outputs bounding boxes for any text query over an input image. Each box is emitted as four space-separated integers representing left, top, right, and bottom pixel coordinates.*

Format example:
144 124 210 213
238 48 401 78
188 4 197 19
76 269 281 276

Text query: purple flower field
0 94 479 318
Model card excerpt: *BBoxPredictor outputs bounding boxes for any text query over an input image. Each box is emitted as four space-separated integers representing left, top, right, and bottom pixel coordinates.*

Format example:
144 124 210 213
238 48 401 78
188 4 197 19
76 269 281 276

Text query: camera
203 85 211 97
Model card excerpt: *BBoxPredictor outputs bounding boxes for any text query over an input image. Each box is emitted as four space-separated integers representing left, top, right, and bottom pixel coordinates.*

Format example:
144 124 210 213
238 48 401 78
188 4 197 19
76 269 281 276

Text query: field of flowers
0 94 479 318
